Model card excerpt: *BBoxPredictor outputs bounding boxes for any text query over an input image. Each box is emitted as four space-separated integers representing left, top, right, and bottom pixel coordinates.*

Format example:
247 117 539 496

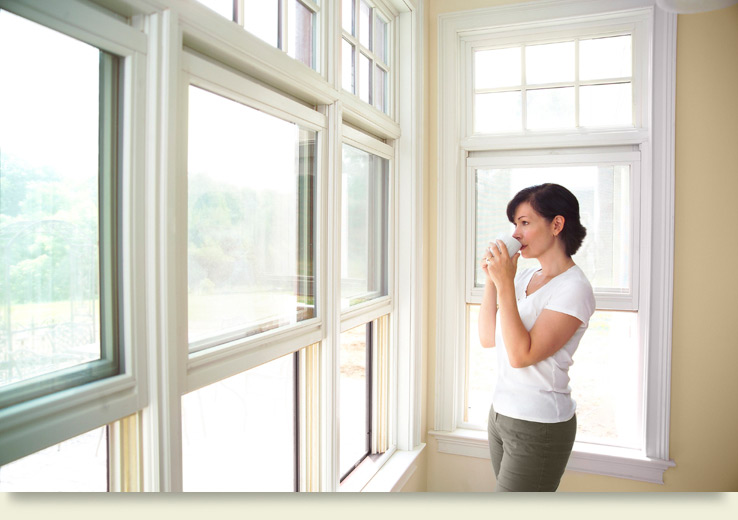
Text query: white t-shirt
492 265 596 423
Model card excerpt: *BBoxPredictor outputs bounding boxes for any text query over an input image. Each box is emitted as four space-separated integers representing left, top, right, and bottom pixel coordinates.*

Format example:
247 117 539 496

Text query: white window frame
433 0 676 484
0 0 149 467
140 0 424 492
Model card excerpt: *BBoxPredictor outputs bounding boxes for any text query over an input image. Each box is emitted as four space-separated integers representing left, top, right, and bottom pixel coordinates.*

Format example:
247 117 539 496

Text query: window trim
435 0 677 484
0 0 149 467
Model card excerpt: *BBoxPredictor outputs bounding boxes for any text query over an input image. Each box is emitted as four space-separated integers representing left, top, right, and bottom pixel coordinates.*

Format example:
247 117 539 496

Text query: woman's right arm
478 253 498 349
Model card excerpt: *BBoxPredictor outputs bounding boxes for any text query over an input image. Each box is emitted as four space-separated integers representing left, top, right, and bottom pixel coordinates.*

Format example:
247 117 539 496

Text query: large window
436 0 676 485
0 1 147 473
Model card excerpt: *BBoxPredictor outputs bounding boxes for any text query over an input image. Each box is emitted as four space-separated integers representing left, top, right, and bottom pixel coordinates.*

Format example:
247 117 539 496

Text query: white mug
490 234 521 258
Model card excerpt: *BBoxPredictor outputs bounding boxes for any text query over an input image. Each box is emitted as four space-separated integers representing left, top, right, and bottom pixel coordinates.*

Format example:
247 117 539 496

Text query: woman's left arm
487 241 582 369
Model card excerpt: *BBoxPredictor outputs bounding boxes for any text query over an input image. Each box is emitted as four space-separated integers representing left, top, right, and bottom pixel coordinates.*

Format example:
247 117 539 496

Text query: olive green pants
487 404 576 492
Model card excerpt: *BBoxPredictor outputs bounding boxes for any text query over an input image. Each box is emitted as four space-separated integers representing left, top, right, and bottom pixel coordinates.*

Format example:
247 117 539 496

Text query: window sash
466 149 642 310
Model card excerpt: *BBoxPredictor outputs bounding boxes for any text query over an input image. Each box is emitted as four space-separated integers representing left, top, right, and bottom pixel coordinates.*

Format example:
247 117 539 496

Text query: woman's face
511 202 556 259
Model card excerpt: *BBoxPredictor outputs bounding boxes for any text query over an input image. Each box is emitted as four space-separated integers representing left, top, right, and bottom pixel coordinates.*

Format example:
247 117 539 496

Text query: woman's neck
536 248 575 279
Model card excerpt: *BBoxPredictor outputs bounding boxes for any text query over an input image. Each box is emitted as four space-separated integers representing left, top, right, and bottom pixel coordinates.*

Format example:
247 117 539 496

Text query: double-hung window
338 129 392 488
182 49 324 491
0 0 147 477
435 0 676 484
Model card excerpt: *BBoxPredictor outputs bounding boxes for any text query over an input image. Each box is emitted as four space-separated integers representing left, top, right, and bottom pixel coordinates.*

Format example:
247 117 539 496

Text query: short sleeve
544 274 596 326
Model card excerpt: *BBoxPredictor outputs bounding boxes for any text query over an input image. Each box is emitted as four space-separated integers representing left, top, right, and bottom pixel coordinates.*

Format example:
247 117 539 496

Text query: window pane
243 0 279 48
465 305 497 426
0 10 118 401
359 0 371 49
474 47 521 89
359 53 372 104
580 83 633 127
187 86 316 348
0 426 108 491
580 35 632 81
570 311 642 449
342 38 356 93
526 87 575 130
375 15 388 64
341 145 389 309
342 0 354 34
182 354 296 491
375 65 388 114
474 91 522 133
525 41 574 85
288 0 315 69
474 165 631 293
195 0 234 19
340 323 369 479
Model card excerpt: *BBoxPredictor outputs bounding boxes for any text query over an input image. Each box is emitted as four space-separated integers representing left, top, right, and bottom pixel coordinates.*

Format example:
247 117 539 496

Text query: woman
479 183 595 492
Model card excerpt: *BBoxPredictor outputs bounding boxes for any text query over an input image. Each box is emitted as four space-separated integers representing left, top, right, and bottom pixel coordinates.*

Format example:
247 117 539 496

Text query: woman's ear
552 215 565 236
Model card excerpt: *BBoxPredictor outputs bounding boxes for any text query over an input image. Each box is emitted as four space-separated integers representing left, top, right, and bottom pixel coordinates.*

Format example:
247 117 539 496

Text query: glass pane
341 145 389 309
465 305 497 426
474 165 631 293
474 91 522 133
288 0 315 69
359 53 371 104
0 11 106 390
570 311 642 449
474 47 521 89
359 0 371 49
342 39 356 93
187 86 316 348
195 0 234 19
580 83 633 128
580 35 632 81
182 354 296 491
340 323 368 479
243 0 279 48
342 0 354 34
0 426 108 491
525 41 574 85
375 65 388 114
375 15 388 64
526 87 575 130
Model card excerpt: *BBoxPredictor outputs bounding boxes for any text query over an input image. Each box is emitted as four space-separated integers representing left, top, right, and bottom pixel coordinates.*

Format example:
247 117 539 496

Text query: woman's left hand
483 240 520 291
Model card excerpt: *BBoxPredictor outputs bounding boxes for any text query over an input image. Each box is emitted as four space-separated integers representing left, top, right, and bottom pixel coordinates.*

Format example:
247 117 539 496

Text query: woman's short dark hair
506 183 587 257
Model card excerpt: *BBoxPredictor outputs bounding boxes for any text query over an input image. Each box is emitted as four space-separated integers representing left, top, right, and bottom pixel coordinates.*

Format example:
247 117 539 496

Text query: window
0 1 147 471
196 0 320 70
0 8 120 408
341 144 389 309
473 35 633 133
342 0 392 114
436 0 676 484
187 85 317 353
182 352 299 491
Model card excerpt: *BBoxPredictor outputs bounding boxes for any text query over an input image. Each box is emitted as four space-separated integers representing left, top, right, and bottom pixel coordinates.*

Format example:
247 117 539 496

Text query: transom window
473 34 633 133
342 0 391 114
196 0 320 70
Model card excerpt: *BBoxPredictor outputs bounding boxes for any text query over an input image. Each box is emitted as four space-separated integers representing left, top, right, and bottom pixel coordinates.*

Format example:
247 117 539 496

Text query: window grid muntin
473 32 634 134
341 0 392 114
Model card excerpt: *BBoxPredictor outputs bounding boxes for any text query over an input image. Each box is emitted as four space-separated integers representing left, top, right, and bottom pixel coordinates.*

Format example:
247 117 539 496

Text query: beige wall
422 0 738 491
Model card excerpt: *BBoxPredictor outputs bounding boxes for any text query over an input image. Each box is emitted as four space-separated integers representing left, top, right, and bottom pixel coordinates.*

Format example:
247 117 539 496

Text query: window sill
429 429 675 485
339 444 426 492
